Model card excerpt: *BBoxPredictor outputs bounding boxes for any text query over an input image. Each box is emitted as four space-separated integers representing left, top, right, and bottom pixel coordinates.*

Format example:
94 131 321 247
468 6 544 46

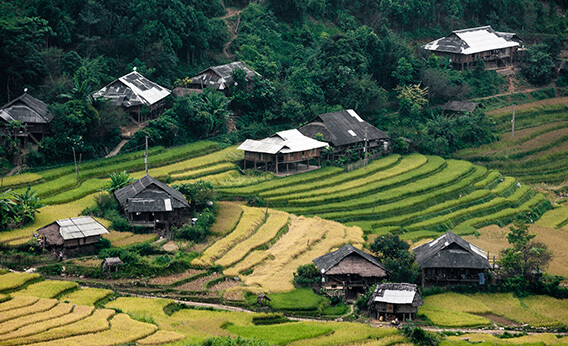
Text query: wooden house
113 174 190 233
412 231 491 288
93 70 171 123
442 101 480 115
237 129 329 175
424 26 523 70
36 216 109 257
0 93 52 147
298 109 390 157
368 283 423 321
187 61 260 94
312 244 389 300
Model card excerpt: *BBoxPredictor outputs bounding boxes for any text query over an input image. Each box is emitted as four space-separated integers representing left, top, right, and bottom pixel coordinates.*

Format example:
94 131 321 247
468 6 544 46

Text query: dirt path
105 123 146 158
221 8 243 59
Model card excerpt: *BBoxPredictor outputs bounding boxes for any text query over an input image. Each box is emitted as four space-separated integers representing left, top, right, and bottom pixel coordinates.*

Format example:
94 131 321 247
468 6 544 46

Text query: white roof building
424 26 521 55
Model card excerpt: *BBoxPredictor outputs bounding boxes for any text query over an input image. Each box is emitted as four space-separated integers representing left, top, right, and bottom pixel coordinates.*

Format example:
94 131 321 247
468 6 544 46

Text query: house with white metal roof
237 129 328 175
36 216 109 256
368 283 423 321
424 26 523 70
93 70 171 123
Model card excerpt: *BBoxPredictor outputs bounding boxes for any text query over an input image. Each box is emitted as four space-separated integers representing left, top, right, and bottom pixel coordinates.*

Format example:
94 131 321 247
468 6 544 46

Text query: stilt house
114 174 190 233
187 61 259 95
368 283 423 321
0 93 52 147
93 70 171 123
424 26 523 70
36 216 109 257
312 244 389 300
237 129 328 175
412 231 491 288
299 109 390 157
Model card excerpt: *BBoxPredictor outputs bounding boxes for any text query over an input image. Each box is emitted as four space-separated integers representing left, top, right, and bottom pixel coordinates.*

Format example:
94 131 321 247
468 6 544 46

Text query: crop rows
192 206 265 267
215 210 289 268
0 272 41 292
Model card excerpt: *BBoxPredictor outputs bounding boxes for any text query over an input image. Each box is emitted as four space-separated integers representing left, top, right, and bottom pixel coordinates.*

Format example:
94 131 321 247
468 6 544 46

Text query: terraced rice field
221 153 551 242
420 292 568 328
455 105 568 186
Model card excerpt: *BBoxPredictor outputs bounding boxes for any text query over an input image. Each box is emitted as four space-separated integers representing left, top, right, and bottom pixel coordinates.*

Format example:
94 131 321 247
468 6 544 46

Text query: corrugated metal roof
374 289 416 304
94 71 171 107
0 93 52 124
299 109 389 147
442 101 479 113
237 129 328 155
424 26 519 55
56 216 109 240
191 61 260 90
412 231 491 269
369 283 423 307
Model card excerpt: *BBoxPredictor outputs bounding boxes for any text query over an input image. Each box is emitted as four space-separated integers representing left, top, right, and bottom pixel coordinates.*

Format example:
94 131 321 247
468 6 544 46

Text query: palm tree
11 187 46 227
105 170 134 193
0 189 16 230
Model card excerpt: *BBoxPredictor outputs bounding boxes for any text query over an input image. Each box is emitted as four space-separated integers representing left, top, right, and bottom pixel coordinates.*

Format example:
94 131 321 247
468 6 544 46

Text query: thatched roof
0 93 52 124
424 26 520 55
37 223 64 246
412 231 491 269
104 257 124 266
114 174 189 212
237 129 328 155
299 109 389 147
313 244 388 278
190 61 260 90
369 283 423 307
93 71 170 108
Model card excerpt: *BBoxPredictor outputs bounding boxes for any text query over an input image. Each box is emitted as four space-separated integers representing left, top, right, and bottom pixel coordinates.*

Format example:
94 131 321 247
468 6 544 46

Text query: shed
442 101 480 114
102 257 124 273
424 26 523 70
368 283 423 321
312 244 388 300
0 93 52 146
188 61 260 93
114 174 190 232
238 129 328 175
299 109 390 156
36 216 109 257
93 70 171 123
412 231 491 288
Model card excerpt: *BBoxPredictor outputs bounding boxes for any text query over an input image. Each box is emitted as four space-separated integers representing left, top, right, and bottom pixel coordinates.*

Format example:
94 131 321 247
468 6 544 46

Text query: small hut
412 231 491 288
238 129 328 175
93 70 171 123
442 101 480 115
114 174 190 233
257 293 271 307
312 244 389 300
102 257 124 273
36 216 109 257
368 283 423 322
0 93 52 148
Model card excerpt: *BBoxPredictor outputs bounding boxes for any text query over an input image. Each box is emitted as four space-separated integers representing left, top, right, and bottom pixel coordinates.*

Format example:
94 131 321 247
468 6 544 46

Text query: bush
400 324 440 346
174 209 216 242
293 263 320 287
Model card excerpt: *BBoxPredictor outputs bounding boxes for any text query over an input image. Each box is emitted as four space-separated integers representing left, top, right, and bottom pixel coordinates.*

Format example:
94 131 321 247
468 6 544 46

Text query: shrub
400 324 441 346
293 263 320 287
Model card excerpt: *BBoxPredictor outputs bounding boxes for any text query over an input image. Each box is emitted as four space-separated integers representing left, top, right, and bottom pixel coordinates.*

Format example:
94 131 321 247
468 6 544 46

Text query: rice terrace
3 0 568 344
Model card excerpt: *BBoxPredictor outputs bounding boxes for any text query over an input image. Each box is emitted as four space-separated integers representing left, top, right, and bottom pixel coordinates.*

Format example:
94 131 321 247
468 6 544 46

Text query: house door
386 304 394 313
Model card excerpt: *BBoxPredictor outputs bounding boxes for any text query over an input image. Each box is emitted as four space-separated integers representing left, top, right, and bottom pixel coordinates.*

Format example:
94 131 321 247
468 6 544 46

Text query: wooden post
72 147 79 183
265 198 269 222
145 136 149 174
275 154 278 175
372 196 377 215
511 104 515 138
364 127 368 169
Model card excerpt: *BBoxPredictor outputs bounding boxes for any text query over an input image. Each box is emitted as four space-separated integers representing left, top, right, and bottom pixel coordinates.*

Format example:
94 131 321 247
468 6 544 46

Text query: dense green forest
1 0 566 167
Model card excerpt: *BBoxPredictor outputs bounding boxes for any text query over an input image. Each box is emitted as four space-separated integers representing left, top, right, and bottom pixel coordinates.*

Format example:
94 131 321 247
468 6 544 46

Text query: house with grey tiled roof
0 93 52 146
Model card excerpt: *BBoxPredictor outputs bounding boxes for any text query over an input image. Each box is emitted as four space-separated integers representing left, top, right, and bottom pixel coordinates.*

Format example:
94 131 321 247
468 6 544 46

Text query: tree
522 44 555 85
0 189 16 230
11 187 46 227
173 180 215 210
498 221 552 287
370 233 418 283
105 171 134 193
395 83 428 119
